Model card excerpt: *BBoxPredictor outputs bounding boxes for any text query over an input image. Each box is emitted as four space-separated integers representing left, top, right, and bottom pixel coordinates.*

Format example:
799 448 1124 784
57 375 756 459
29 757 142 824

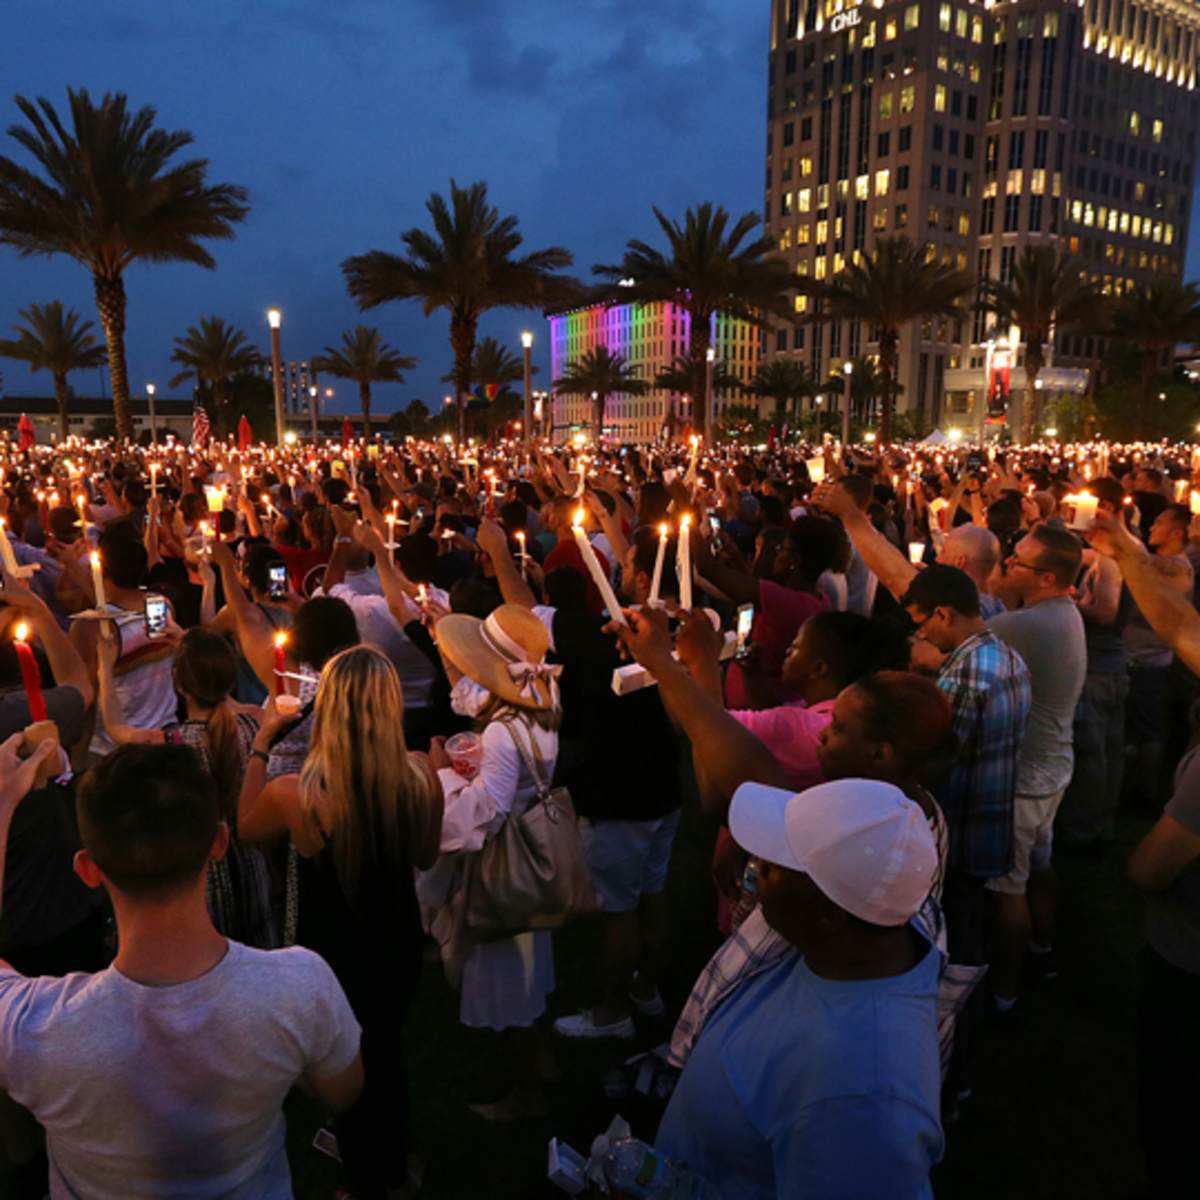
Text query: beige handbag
464 718 598 938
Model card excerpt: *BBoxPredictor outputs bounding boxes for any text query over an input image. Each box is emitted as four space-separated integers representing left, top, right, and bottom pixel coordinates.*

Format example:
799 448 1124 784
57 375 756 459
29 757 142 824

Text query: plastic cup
445 731 483 780
275 693 302 718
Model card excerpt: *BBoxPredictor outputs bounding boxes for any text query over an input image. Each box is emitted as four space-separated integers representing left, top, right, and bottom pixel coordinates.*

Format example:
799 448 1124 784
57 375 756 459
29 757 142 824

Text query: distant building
0 395 193 440
764 0 1200 431
547 298 762 441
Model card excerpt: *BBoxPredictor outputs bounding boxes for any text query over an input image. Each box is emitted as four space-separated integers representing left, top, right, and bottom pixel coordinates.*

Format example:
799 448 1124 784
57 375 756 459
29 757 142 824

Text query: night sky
0 0 769 415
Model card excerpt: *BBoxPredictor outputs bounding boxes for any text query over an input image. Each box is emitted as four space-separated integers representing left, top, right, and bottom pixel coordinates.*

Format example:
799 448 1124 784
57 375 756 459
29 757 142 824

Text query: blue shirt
657 940 943 1199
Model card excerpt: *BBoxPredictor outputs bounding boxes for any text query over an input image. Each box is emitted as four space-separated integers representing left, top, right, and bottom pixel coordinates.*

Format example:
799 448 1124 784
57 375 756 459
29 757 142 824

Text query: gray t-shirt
988 596 1087 798
0 940 360 1199
1146 745 1200 974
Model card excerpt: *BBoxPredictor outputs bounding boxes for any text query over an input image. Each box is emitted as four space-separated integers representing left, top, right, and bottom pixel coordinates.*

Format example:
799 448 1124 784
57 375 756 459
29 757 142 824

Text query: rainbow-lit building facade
765 0 1200 430
547 300 761 441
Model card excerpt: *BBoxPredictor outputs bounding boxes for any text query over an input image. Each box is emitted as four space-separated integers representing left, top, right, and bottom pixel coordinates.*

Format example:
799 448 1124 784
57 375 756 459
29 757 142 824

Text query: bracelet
335 535 353 545
249 748 270 765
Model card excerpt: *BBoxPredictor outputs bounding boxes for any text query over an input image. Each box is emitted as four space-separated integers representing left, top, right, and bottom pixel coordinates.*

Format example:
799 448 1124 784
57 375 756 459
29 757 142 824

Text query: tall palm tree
553 346 648 434
655 354 741 394
342 180 576 442
978 246 1100 444
594 203 793 440
313 325 416 440
796 237 973 445
0 89 249 439
441 335 532 400
169 316 263 435
743 359 814 423
0 300 105 437
1108 279 1200 439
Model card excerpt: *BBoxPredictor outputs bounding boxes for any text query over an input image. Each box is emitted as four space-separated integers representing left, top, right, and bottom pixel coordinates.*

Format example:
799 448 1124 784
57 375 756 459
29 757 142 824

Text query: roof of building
0 395 194 416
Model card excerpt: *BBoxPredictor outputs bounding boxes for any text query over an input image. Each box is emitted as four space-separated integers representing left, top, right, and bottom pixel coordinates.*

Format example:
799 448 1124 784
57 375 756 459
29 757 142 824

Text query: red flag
485 383 500 401
237 415 253 450
17 413 35 451
341 416 354 443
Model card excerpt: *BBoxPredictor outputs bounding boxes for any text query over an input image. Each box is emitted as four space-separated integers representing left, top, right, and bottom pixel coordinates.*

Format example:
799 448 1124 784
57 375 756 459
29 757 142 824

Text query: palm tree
1107 279 1200 439
0 300 105 438
820 356 895 428
0 89 249 439
796 237 973 445
342 180 576 442
594 203 793 440
978 246 1100 444
553 346 648 434
743 359 814 423
656 354 741 394
168 316 263 436
313 325 416 440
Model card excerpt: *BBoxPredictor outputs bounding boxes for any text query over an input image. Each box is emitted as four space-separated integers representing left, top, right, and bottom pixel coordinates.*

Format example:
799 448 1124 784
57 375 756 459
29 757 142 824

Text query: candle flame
680 514 692 530
89 551 101 568
658 522 668 537
273 631 288 649
573 506 585 528
13 621 29 643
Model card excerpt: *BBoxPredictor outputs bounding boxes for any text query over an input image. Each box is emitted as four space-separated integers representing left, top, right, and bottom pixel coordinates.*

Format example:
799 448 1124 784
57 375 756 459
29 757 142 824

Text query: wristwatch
250 748 271 765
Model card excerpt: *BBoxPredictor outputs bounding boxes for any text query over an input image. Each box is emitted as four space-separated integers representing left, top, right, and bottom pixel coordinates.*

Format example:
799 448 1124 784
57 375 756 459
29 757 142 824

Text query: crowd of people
0 428 1197 1198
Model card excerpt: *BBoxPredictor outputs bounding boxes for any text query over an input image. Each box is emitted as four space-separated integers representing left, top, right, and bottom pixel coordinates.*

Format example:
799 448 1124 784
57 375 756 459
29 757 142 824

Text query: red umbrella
17 413 35 451
237 414 253 451
341 416 354 443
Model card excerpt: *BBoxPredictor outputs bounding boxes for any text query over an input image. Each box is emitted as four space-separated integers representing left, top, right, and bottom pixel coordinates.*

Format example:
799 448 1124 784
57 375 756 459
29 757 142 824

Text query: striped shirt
934 630 1032 877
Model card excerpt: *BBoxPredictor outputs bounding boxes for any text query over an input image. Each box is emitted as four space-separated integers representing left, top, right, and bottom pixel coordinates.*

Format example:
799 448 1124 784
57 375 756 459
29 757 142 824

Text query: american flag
192 402 210 448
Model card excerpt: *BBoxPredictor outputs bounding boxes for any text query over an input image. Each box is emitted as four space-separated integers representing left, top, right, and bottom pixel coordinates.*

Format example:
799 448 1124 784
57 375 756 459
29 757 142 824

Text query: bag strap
268 700 315 749
500 717 551 800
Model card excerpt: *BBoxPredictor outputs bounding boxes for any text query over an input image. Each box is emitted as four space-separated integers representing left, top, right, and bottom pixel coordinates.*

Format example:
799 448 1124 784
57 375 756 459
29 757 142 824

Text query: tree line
1 88 1197 446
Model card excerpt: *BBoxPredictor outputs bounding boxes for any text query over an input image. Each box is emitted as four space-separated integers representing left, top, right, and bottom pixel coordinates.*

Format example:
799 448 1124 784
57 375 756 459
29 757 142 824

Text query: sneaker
553 1010 636 1040
628 986 665 1018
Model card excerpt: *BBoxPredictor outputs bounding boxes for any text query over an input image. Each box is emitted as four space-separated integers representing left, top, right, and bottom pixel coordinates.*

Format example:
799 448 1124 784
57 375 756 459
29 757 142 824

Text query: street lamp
146 383 157 445
266 308 285 445
521 331 534 448
841 360 853 445
308 385 319 443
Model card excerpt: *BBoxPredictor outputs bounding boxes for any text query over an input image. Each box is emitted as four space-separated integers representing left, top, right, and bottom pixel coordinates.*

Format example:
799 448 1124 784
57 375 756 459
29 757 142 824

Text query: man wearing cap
656 779 944 1199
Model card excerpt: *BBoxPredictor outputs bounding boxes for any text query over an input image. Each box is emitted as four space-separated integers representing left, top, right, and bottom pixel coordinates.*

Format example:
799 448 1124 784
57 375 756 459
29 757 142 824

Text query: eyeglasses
910 610 938 636
1006 557 1045 573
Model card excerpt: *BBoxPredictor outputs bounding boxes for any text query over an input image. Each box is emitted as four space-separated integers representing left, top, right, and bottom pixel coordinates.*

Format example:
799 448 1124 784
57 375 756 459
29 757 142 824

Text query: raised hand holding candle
1065 492 1099 530
385 512 398 549
571 507 627 625
13 622 47 723
648 522 668 607
678 515 693 611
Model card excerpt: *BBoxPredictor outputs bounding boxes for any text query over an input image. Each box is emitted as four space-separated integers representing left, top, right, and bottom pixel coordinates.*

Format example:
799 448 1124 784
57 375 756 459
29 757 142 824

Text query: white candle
908 541 925 565
572 507 627 625
1191 490 1200 517
1175 478 1190 503
649 522 668 606
684 436 700 486
385 513 397 549
678 514 693 611
806 456 826 485
1065 492 1099 530
205 485 224 513
150 462 159 497
0 517 18 574
89 551 107 609
515 531 528 580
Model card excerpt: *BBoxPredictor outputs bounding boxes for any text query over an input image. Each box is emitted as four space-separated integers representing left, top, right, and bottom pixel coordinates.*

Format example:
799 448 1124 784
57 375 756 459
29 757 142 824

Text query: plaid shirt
935 630 1032 877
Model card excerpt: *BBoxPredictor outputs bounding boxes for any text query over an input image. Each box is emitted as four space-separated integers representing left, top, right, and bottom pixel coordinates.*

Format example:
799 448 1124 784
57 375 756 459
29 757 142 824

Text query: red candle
273 632 288 699
13 623 47 723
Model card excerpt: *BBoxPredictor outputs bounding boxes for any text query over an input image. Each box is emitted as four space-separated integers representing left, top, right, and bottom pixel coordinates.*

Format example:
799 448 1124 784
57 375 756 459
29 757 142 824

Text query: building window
900 85 915 112
1003 194 1021 231
800 155 813 176
904 3 919 31
939 2 951 32
875 168 890 196
899 125 912 152
884 17 897 39
931 164 942 190
895 203 908 228
980 195 996 234
783 123 795 147
879 92 893 119
798 187 812 212
897 164 910 190
951 89 962 117
1028 195 1043 231
1000 245 1016 283
877 130 890 156
928 204 940 228
958 210 970 236
874 206 889 230
934 85 947 112
1008 130 1024 169
947 167 958 195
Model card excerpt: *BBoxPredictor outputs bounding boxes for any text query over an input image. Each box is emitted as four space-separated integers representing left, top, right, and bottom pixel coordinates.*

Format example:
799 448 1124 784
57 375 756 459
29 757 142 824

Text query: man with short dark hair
985 525 1087 1006
0 743 363 1198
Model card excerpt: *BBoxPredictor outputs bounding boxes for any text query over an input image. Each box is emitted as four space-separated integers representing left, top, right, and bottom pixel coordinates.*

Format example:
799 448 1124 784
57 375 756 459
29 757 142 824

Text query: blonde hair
299 645 437 905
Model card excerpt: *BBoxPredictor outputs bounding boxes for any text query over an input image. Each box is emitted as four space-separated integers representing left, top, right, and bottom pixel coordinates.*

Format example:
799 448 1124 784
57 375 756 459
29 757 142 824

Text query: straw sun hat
436 604 561 710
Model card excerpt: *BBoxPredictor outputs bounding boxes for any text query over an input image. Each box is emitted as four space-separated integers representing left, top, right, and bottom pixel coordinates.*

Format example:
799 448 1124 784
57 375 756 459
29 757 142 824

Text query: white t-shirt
0 941 361 1199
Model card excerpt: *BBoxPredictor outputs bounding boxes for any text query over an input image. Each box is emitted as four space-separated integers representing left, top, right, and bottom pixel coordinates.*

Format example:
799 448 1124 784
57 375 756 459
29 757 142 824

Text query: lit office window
904 4 920 31
934 85 947 112
875 168 891 196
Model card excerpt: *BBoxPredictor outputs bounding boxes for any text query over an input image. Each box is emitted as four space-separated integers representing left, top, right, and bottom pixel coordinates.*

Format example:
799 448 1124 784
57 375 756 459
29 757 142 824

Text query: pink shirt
724 581 827 708
729 699 834 792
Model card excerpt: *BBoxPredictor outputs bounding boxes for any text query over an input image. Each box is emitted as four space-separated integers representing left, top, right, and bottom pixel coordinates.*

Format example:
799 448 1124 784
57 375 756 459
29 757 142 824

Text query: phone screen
708 515 721 536
268 563 288 600
736 603 754 654
144 593 169 639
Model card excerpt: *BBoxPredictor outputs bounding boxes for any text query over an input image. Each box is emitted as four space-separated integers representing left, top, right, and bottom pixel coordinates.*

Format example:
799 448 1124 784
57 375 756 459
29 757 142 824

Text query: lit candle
806 456 826 485
418 583 428 608
273 631 288 699
908 542 925 565
515 530 528 580
89 551 107 610
0 517 19 574
684 435 700 486
649 522 669 607
1064 492 1099 530
12 622 47 723
205 485 224 513
678 514 693 611
572 507 627 625
1175 478 1190 503
150 462 159 497
1191 490 1200 517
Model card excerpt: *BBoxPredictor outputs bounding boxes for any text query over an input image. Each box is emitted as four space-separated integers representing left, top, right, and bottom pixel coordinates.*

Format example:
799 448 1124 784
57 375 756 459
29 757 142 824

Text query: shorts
985 790 1066 896
580 811 682 914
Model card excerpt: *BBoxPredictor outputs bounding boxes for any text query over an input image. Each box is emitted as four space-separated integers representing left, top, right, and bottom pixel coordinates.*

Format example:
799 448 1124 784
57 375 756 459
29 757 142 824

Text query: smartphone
268 562 288 600
708 514 721 537
144 592 169 639
735 603 754 659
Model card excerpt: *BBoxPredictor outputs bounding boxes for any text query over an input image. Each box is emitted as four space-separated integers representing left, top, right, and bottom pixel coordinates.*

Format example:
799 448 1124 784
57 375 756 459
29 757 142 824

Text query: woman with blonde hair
240 644 441 1200
426 602 564 1123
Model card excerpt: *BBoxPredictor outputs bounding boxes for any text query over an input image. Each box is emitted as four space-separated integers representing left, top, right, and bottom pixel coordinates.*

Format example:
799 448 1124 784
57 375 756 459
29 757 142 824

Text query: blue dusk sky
0 0 770 414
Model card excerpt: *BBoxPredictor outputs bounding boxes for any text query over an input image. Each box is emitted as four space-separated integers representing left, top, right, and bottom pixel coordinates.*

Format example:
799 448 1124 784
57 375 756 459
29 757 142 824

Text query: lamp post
267 308 284 446
308 385 319 443
521 331 534 448
704 346 716 442
841 360 853 445
815 393 825 438
146 383 157 445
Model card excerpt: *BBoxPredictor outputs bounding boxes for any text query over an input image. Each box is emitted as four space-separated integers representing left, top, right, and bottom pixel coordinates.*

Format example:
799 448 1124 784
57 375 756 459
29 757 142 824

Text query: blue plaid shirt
934 630 1032 877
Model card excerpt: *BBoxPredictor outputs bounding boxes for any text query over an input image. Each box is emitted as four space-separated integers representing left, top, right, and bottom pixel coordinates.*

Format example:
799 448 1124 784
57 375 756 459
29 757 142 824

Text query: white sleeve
531 605 557 652
294 951 362 1077
436 721 520 853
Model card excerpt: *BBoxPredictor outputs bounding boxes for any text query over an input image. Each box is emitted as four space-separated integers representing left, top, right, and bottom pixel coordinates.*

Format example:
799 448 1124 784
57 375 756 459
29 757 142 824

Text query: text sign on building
830 8 861 32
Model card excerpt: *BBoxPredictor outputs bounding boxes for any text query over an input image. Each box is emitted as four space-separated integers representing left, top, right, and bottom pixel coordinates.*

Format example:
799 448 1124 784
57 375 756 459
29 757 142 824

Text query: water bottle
590 1134 684 1198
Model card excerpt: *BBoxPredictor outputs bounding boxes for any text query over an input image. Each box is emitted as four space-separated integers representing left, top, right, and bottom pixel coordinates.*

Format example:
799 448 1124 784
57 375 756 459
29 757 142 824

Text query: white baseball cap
729 778 938 927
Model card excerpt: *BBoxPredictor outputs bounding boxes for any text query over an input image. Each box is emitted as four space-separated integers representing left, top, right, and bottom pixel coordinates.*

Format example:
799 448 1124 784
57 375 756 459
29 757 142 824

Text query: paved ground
288 807 1154 1200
